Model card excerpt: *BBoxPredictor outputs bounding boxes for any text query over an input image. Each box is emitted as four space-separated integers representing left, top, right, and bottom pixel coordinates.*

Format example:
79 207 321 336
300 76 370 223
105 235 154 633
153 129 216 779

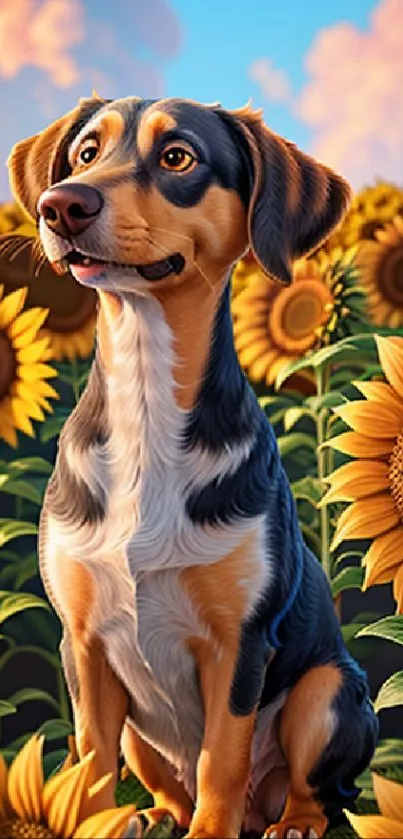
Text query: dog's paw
265 824 321 839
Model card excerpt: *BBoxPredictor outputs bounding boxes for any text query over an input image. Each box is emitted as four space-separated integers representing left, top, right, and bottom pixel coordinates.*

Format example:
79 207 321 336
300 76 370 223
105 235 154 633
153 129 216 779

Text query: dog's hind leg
263 662 378 839
121 723 193 830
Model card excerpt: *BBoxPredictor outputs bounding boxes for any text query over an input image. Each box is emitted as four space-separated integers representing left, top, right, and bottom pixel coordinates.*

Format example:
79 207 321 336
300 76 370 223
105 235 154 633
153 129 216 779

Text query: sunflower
0 734 136 839
231 249 260 299
231 248 364 388
357 215 403 328
0 285 59 448
321 335 403 612
0 201 28 234
324 181 403 252
345 772 403 838
0 211 96 361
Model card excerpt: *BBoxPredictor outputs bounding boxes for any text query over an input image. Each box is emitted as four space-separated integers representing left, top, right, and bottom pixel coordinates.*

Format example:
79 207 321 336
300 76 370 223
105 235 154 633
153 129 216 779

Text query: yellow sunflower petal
234 327 268 352
345 811 403 839
248 349 279 382
10 394 45 423
11 380 53 415
18 363 57 382
331 494 400 551
353 380 403 414
8 307 49 340
363 527 403 589
335 400 402 439
0 751 9 818
328 431 394 459
8 400 35 438
16 337 52 364
373 772 403 821
320 460 389 505
376 335 403 401
73 805 137 839
393 564 403 613
0 287 28 329
7 734 44 822
43 749 96 837
0 419 18 448
32 380 60 400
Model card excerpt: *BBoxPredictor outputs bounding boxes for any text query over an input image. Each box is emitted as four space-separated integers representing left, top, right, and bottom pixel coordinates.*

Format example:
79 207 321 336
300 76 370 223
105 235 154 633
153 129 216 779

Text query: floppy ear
7 96 107 221
222 105 352 285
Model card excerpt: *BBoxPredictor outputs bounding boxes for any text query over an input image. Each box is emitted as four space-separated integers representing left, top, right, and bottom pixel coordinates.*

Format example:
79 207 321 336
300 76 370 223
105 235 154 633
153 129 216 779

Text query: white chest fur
43 290 269 786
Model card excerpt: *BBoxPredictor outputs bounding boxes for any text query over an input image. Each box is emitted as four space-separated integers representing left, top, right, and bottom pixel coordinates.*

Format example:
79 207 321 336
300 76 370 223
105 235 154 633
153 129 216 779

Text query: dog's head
8 95 351 293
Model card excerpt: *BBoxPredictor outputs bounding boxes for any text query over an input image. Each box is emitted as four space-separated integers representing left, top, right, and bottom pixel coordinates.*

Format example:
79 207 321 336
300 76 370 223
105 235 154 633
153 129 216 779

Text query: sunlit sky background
0 0 401 201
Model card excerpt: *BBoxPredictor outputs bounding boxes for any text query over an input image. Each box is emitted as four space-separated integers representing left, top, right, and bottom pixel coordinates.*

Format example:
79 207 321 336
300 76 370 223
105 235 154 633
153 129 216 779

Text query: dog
7 95 378 839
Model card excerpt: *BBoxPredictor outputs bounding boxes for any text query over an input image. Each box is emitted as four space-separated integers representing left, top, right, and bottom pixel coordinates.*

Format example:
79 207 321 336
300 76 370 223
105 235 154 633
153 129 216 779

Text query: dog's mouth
56 250 185 281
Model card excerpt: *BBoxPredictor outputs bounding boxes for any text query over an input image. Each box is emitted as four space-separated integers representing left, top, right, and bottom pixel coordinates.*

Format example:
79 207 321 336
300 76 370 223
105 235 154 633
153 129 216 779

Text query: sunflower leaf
38 718 73 740
291 476 322 505
7 687 60 713
40 408 71 442
0 518 38 547
14 552 39 590
306 391 348 413
0 591 49 625
283 406 315 431
0 456 53 475
0 479 43 505
277 432 317 457
0 700 17 718
43 749 69 780
357 616 403 647
331 566 364 597
374 671 403 713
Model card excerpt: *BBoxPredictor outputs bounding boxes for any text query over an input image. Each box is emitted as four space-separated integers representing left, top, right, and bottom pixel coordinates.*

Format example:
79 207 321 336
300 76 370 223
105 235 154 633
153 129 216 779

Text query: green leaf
14 552 39 590
0 479 43 505
0 591 49 625
306 392 348 413
277 432 317 457
38 718 73 740
0 550 23 563
40 408 71 442
291 476 322 505
374 671 403 713
259 394 299 410
0 518 38 547
372 739 403 767
0 700 16 718
7 688 60 713
283 406 314 431
331 566 365 598
333 550 365 568
43 749 69 780
2 457 53 475
357 616 403 646
300 523 321 558
275 342 355 389
116 771 153 809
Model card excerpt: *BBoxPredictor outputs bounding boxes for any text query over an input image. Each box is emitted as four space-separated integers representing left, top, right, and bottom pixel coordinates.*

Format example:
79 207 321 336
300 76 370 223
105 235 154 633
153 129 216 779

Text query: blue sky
0 0 400 201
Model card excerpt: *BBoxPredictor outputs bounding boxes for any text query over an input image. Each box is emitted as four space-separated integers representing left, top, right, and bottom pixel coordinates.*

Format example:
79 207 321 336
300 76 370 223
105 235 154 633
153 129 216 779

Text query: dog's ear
221 105 352 285
7 96 107 221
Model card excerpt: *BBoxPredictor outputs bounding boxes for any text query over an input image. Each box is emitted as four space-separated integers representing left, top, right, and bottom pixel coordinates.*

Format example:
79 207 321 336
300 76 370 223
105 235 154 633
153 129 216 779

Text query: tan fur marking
264 664 342 838
183 534 262 837
137 109 177 158
97 290 124 373
121 724 193 828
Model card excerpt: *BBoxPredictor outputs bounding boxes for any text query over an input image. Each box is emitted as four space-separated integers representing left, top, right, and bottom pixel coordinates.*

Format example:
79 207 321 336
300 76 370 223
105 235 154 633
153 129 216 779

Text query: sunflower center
389 432 403 520
360 220 384 240
28 268 97 334
0 329 17 399
0 818 55 839
378 245 403 307
268 279 333 353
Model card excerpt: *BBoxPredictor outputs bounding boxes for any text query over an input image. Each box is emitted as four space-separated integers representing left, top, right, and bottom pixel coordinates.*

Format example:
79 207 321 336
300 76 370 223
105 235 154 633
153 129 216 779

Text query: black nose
37 184 103 237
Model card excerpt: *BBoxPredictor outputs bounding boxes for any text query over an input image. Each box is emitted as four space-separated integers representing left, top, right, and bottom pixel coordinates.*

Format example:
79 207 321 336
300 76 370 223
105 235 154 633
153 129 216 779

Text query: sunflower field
0 182 403 838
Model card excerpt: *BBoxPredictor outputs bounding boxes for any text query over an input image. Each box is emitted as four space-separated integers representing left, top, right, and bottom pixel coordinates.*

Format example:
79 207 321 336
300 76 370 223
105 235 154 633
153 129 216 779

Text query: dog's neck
97 271 226 414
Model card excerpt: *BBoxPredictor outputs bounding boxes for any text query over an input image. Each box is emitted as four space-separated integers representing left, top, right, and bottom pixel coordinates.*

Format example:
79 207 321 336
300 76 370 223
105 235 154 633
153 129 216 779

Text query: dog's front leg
187 640 256 839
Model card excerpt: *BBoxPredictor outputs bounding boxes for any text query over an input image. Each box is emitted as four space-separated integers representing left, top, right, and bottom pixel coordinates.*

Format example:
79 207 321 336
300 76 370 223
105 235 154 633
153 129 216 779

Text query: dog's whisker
149 226 195 248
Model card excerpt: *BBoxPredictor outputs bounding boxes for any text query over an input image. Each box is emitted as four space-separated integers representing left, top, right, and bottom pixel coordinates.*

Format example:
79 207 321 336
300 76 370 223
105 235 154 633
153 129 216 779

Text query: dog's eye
77 138 100 167
159 146 196 173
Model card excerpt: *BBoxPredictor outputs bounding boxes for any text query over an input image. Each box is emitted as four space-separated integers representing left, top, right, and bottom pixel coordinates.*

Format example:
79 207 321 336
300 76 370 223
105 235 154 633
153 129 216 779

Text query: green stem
0 645 59 678
316 365 331 581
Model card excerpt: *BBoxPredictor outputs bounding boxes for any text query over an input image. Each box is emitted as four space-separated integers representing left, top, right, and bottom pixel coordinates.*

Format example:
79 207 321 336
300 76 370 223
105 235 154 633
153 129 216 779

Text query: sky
0 0 401 202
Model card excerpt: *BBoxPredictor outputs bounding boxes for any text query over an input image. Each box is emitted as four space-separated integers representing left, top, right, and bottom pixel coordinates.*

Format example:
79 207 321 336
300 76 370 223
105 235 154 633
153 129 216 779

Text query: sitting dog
8 95 378 839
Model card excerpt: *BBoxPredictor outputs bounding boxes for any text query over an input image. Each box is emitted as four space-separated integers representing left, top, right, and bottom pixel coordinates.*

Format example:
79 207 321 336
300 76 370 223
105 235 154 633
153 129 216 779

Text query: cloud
0 0 84 87
248 57 292 105
295 0 403 187
128 0 182 60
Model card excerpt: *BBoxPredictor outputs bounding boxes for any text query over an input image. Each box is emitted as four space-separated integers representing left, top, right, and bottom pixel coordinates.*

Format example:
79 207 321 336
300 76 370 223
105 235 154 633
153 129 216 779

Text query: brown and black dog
7 96 378 839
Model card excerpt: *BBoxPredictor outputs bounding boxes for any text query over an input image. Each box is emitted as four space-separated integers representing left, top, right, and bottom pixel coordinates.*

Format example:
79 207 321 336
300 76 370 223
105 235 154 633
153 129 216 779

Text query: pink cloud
0 0 85 87
248 58 292 105
295 0 403 187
